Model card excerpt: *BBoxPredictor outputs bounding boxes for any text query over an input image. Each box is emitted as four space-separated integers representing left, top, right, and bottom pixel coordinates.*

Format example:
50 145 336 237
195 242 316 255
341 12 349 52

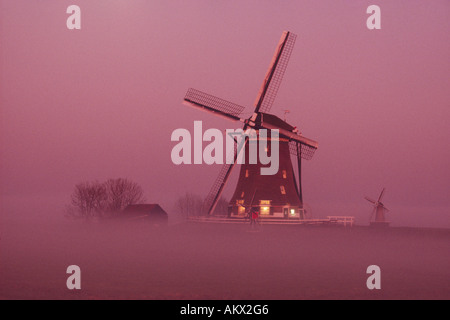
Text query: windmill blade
259 119 318 161
261 121 317 149
203 136 249 215
378 187 386 202
183 88 246 122
249 189 257 207
289 141 299 157
369 207 376 222
365 196 377 204
295 142 303 203
203 162 237 215
288 140 317 160
254 31 297 114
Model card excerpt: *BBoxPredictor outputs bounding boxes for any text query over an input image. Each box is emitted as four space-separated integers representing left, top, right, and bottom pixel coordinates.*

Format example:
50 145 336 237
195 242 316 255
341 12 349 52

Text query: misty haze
1 1 449 300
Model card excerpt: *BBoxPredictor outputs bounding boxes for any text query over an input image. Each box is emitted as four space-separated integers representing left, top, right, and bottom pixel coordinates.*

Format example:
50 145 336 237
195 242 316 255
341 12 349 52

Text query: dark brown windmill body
183 31 319 220
229 114 305 219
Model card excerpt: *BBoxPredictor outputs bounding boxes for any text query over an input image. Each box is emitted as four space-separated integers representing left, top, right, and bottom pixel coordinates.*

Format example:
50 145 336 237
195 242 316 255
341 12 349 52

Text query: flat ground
0 218 449 300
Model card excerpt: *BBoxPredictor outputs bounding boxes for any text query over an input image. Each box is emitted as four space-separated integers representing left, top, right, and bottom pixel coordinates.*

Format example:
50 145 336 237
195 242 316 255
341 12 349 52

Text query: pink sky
1 1 449 227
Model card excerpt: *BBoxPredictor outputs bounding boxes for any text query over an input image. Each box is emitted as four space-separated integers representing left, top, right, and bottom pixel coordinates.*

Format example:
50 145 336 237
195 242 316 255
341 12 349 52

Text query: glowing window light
290 209 296 215
260 206 270 215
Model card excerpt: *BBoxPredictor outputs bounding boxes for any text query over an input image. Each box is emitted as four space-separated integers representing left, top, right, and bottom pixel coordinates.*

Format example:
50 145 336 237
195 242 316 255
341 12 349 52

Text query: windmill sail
364 196 377 204
203 162 236 215
183 88 246 122
261 119 318 160
288 140 317 161
254 31 297 114
203 136 249 215
288 142 301 199
378 188 386 202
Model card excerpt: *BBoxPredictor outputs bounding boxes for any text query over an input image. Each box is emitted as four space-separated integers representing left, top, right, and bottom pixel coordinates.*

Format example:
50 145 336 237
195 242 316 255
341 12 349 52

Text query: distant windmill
182 31 318 219
365 188 390 227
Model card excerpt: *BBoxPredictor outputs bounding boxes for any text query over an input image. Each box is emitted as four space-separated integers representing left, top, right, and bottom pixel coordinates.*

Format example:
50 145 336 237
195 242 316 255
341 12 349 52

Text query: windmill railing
326 216 355 227
187 215 355 226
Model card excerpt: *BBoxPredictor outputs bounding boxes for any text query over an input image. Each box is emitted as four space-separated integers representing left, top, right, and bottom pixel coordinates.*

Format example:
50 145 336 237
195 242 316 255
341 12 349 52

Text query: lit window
236 200 244 205
241 191 245 198
280 186 286 194
245 170 249 178
260 206 270 215
290 209 296 216
259 200 271 215
282 170 287 179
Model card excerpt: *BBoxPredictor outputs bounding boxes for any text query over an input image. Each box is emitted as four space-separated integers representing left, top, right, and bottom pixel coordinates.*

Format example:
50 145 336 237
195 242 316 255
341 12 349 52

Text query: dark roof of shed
123 204 167 214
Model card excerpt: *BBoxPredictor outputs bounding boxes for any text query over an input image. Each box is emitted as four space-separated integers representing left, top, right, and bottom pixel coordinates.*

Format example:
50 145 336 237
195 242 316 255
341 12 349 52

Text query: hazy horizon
1 1 449 228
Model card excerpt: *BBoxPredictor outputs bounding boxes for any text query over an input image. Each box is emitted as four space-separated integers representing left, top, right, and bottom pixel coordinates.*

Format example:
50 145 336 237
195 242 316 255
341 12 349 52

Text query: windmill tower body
229 115 303 219
183 31 318 220
374 205 387 223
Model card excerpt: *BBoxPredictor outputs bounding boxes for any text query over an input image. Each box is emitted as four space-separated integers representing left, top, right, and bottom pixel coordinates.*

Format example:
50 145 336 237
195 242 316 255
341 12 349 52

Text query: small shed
122 204 168 225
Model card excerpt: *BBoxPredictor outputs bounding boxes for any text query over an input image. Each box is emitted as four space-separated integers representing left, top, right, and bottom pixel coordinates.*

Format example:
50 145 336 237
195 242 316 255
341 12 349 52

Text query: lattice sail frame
255 32 297 114
289 140 316 161
202 136 249 215
184 88 245 118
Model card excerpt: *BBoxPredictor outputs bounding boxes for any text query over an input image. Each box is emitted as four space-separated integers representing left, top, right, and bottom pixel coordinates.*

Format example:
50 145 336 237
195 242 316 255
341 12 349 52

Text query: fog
1 1 449 229
1 214 449 300
1 1 449 300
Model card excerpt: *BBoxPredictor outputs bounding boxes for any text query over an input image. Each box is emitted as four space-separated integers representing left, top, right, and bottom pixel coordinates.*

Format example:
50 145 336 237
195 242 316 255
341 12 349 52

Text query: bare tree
175 193 204 218
104 178 145 215
67 181 107 220
174 193 229 218
66 178 145 220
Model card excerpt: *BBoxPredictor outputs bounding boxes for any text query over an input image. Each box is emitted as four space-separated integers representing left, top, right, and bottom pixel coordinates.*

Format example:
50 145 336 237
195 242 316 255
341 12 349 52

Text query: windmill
365 188 390 227
182 31 318 219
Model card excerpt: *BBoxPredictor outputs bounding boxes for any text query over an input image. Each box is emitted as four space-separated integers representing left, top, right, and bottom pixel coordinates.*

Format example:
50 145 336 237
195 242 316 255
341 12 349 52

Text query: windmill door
283 207 289 219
